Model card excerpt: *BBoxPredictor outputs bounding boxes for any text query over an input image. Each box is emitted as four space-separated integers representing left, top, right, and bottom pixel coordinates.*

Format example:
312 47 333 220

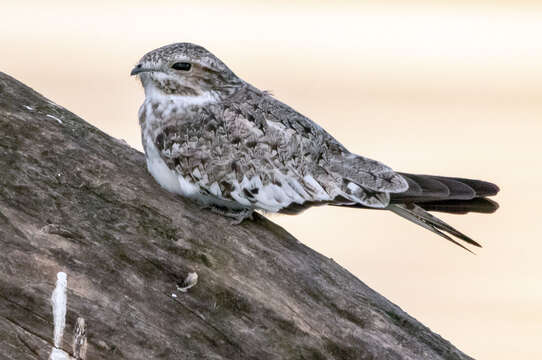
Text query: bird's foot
228 210 254 225
202 204 254 225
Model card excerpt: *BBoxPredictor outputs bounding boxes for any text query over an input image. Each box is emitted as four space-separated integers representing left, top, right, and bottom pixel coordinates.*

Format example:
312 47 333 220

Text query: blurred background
2 1 541 358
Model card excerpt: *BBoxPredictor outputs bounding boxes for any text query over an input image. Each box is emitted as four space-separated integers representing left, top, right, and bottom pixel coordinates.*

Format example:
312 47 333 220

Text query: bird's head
131 43 243 100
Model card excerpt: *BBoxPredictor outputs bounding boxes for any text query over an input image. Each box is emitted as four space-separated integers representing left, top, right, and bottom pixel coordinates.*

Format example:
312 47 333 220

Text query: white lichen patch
49 347 70 360
177 272 198 292
46 114 63 124
49 272 71 360
51 272 67 347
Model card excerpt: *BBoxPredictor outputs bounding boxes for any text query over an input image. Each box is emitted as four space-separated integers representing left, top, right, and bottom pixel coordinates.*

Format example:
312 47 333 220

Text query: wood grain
0 72 471 360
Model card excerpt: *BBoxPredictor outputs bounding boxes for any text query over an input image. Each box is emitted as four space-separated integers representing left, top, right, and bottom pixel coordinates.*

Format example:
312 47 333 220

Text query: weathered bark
0 72 472 360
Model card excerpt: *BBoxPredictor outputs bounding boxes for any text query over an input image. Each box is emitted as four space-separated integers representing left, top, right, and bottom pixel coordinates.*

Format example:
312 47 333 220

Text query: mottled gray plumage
132 42 499 251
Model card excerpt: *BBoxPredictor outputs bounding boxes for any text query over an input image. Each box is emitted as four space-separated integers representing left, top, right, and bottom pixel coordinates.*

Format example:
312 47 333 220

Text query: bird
131 42 499 252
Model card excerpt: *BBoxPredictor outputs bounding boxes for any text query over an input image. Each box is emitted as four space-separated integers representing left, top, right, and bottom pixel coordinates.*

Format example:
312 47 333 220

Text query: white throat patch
143 85 218 107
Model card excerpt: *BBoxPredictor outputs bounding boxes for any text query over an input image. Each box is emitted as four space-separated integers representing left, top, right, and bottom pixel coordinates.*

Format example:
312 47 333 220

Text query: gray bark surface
0 72 472 360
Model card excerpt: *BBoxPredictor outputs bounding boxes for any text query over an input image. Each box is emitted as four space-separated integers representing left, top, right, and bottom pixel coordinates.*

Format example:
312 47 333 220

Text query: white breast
140 95 246 209
144 134 187 195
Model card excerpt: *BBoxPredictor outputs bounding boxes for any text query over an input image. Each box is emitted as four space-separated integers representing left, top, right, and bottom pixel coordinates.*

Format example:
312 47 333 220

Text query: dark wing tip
447 177 500 197
418 197 499 214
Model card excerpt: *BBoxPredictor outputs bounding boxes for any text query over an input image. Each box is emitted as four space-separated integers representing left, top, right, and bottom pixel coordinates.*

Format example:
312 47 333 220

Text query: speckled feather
139 82 407 213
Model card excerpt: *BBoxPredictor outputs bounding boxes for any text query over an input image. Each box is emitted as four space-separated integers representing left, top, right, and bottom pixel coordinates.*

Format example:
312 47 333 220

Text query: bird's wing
155 86 407 212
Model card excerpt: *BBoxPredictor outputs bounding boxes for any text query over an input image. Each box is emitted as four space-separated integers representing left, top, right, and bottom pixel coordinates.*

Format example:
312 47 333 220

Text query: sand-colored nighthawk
131 43 499 251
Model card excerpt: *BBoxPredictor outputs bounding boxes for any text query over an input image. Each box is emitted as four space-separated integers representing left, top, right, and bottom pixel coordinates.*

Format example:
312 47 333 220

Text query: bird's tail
392 173 499 209
388 203 481 253
387 173 499 252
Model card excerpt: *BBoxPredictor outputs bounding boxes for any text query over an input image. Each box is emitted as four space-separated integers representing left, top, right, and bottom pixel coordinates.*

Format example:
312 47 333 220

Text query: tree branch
0 72 471 359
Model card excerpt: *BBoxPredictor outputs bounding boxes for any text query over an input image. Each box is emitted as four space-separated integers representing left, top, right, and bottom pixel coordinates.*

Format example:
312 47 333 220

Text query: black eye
171 62 191 71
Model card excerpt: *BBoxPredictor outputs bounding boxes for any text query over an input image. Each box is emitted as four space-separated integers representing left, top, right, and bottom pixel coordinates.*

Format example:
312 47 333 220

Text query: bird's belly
144 135 250 210
145 140 189 196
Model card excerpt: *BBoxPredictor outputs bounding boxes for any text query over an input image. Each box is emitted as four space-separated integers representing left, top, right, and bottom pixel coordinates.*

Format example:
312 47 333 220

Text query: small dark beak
130 64 152 76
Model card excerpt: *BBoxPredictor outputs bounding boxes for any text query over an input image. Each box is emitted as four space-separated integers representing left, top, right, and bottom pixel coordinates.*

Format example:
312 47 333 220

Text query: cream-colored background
3 1 541 358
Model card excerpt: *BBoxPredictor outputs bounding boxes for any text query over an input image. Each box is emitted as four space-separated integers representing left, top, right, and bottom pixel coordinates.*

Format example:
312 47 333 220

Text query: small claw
229 210 254 225
203 203 254 225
